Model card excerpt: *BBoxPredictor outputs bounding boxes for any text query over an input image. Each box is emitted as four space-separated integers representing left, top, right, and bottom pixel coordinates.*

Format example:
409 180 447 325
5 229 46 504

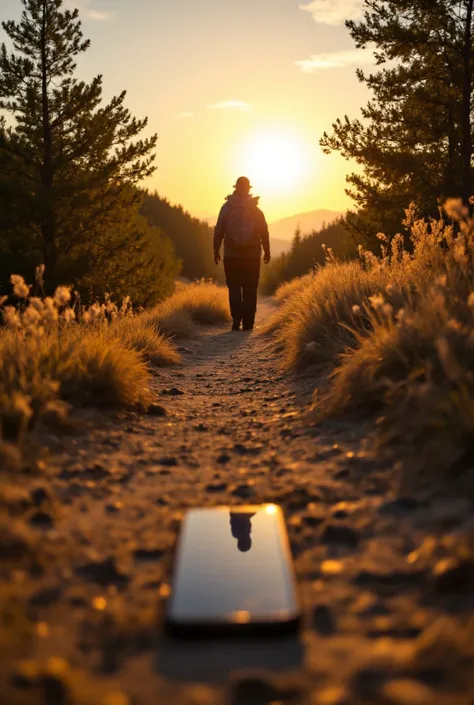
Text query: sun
236 128 310 196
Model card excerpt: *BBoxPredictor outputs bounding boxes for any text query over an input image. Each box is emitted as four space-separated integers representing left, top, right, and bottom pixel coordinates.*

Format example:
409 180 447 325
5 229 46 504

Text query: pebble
133 547 166 561
230 674 301 704
158 457 178 467
29 511 54 529
217 453 231 465
302 513 324 528
147 403 167 416
30 487 50 507
320 523 360 547
313 604 336 635
382 678 436 704
29 586 62 607
231 484 256 499
432 557 474 593
76 556 130 587
205 481 227 492
379 497 423 517
162 387 185 396
312 686 351 705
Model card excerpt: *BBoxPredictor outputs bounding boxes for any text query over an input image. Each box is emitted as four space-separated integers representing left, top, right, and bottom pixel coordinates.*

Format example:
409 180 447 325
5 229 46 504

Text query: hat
234 176 252 191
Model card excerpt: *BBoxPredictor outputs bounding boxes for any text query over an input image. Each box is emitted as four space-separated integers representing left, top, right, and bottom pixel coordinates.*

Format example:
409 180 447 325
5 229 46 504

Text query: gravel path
2 300 474 705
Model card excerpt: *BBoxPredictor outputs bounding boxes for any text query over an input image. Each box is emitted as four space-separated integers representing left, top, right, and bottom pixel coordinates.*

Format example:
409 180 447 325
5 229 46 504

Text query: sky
0 0 374 222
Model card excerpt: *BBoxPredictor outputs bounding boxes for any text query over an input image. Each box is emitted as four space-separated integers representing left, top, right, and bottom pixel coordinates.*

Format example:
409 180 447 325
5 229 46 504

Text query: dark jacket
214 193 270 259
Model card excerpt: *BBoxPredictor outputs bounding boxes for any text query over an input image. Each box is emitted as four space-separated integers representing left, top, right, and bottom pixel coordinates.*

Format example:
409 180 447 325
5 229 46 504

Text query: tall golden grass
143 280 230 338
0 277 229 444
267 200 474 474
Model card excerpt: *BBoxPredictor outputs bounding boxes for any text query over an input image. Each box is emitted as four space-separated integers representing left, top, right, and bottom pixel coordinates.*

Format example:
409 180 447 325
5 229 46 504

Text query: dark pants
224 256 261 328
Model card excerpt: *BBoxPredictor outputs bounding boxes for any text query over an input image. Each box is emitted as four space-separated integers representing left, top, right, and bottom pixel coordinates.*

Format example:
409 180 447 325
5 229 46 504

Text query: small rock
30 487 50 507
105 501 123 513
206 482 227 492
195 423 208 432
133 547 166 561
29 586 62 608
382 678 436 705
82 463 113 481
162 387 185 396
217 453 231 465
230 674 301 704
333 468 350 480
302 513 324 528
29 511 54 530
313 604 336 636
11 661 39 688
312 686 351 705
233 443 249 455
321 523 360 547
231 484 256 499
158 457 178 467
432 557 474 593
147 403 167 417
76 556 130 587
352 667 389 700
379 497 423 517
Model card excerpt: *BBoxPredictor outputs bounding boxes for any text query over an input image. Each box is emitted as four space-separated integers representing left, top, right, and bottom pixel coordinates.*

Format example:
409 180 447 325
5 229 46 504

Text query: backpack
225 204 260 252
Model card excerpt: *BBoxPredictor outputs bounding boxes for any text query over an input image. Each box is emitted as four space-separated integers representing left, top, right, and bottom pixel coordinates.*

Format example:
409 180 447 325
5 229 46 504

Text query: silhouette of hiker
214 177 271 331
230 511 256 552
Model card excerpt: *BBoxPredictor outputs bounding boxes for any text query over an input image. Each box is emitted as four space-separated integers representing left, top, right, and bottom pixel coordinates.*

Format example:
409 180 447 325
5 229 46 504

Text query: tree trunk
40 0 56 288
461 0 474 205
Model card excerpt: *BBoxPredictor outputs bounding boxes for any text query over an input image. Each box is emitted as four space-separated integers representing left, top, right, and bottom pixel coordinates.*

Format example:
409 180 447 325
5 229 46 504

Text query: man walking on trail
214 177 271 331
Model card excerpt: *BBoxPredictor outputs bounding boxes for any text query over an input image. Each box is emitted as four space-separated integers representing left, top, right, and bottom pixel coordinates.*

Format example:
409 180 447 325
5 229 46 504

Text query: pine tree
320 0 474 247
0 0 163 294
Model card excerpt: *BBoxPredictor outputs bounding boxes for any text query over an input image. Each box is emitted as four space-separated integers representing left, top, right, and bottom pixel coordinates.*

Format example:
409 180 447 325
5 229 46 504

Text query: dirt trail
3 300 474 705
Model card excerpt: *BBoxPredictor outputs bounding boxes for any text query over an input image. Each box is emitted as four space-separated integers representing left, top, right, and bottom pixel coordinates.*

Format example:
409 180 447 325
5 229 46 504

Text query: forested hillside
140 191 217 281
261 220 356 293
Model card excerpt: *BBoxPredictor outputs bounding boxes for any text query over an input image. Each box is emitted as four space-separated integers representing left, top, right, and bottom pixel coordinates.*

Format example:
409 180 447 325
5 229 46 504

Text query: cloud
177 112 194 119
87 10 111 21
296 46 376 71
206 100 252 112
65 1 112 21
300 0 364 26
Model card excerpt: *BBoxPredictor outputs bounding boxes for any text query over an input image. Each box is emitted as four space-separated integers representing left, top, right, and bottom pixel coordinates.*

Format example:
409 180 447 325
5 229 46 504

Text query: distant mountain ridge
269 209 344 241
190 208 344 251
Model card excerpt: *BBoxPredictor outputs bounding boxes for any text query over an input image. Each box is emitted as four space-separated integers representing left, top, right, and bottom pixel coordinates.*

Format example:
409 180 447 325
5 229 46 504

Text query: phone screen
166 505 300 634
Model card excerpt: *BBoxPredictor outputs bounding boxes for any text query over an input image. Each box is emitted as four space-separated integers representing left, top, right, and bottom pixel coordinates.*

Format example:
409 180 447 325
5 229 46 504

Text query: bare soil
2 300 474 705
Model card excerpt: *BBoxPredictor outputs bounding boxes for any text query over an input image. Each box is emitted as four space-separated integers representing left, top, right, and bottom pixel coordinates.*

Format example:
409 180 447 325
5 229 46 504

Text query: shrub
0 273 181 441
110 317 180 366
313 202 474 474
145 281 230 338
274 272 316 304
264 206 453 372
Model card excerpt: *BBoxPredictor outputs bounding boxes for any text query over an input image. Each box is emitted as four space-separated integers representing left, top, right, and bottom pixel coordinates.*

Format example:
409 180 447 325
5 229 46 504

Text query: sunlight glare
237 128 311 196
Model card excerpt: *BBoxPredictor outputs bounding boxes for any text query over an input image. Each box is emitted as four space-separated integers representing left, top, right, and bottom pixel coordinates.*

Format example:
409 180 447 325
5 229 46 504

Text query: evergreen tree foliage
261 221 356 294
321 0 474 248
140 191 219 281
0 0 177 303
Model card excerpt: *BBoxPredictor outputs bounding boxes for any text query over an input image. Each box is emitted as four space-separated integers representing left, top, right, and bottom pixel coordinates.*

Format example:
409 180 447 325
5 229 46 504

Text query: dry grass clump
264 206 453 372
267 199 474 474
274 272 316 304
144 280 230 338
0 272 181 441
264 260 400 370
110 317 180 366
314 202 474 472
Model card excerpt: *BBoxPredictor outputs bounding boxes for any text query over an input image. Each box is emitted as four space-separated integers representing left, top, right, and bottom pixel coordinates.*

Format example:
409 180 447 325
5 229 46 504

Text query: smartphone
165 504 301 637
